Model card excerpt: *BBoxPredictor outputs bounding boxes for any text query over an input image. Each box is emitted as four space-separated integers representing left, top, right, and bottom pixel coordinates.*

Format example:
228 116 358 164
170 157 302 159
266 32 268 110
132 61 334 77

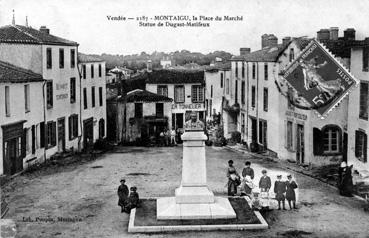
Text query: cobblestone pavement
1 146 369 238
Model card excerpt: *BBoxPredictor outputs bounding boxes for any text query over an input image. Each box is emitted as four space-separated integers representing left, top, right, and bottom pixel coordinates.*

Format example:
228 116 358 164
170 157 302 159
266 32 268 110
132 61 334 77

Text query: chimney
282 37 291 46
240 48 251 56
261 34 269 48
329 27 339 40
39 26 50 34
317 29 330 41
262 34 278 48
147 60 152 72
343 28 356 40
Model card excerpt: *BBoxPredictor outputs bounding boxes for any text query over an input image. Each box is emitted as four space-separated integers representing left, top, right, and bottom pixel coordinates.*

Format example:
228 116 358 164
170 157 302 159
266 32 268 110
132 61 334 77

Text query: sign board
283 39 358 118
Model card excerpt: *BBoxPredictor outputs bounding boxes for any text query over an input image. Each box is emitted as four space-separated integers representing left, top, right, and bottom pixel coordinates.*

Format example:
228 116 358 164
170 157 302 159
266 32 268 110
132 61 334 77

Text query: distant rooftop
0 60 44 83
146 69 205 84
124 89 173 103
78 53 104 63
0 25 78 46
231 44 286 62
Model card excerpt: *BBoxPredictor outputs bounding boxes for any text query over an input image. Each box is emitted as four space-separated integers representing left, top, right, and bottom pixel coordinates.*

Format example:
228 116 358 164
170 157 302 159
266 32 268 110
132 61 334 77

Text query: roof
78 53 104 63
205 62 231 72
124 89 173 103
146 69 205 84
0 61 44 83
0 25 78 46
231 44 286 62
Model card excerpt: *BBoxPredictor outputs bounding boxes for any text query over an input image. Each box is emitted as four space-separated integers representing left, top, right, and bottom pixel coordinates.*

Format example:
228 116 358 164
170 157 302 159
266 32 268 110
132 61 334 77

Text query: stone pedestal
157 130 236 220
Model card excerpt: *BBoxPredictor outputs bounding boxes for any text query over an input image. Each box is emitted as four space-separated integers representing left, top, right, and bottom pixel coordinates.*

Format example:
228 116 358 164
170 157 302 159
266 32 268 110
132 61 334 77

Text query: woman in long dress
226 160 240 196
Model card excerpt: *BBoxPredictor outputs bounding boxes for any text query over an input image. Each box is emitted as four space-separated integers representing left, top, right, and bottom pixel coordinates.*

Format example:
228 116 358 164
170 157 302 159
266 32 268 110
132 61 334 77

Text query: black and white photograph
0 0 368 237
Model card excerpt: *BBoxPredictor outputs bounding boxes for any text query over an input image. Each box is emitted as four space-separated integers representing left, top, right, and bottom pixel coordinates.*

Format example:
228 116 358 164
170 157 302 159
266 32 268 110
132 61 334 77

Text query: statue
184 111 204 131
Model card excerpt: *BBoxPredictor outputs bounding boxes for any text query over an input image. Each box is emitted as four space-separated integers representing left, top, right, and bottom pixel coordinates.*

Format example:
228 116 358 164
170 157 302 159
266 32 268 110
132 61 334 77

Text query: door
296 124 305 164
251 118 257 143
176 113 184 129
343 132 348 162
83 118 94 150
4 138 22 175
57 118 65 152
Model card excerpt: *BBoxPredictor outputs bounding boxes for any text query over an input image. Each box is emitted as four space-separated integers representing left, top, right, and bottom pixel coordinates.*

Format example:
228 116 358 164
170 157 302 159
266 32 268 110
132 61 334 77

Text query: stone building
0 61 44 175
0 24 81 163
204 62 231 123
145 69 206 131
78 53 107 149
347 38 369 176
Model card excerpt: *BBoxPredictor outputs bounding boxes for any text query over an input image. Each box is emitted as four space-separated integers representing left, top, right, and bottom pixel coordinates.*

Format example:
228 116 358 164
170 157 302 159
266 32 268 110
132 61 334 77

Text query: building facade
78 53 107 149
145 69 206 131
0 61 45 175
347 39 369 175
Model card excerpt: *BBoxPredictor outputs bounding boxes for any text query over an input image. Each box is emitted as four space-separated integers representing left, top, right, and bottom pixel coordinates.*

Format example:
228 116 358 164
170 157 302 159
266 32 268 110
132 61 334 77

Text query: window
211 85 213 98
323 126 341 153
91 86 96 107
289 48 295 62
192 85 204 103
82 65 86 79
83 88 87 109
68 114 78 140
363 47 369 72
91 65 94 78
220 73 224 88
241 81 245 104
70 78 76 103
157 85 168 97
156 103 164 117
46 48 52 69
226 78 229 94
242 62 245 78
5 86 10 116
46 121 56 148
99 119 105 138
263 87 268 112
98 64 102 77
355 130 367 162
259 120 267 146
359 82 368 120
252 63 256 79
264 63 268 80
235 62 238 78
174 85 185 103
24 84 30 112
251 86 256 107
286 121 293 150
99 87 103 106
59 48 64 68
235 80 238 103
134 103 143 118
70 49 75 68
46 81 53 108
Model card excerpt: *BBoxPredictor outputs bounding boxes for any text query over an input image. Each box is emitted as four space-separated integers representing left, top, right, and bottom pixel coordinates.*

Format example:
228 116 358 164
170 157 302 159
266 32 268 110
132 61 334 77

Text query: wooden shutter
22 128 27 158
31 125 35 154
313 127 324 155
40 122 45 148
364 133 368 163
69 116 72 140
74 115 78 137
355 130 360 158
52 121 57 146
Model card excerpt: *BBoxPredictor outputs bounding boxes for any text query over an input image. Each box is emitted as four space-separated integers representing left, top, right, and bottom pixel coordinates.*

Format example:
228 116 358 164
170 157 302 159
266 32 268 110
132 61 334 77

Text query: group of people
227 160 298 210
158 128 180 146
117 179 140 213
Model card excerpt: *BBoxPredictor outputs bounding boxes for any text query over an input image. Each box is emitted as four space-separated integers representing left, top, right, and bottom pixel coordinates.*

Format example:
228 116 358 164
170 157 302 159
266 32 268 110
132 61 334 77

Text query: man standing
259 169 271 192
274 175 287 210
117 178 129 213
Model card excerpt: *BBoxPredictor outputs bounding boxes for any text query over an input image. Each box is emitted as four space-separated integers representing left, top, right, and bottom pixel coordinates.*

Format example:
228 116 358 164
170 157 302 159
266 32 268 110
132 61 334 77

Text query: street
2 146 369 238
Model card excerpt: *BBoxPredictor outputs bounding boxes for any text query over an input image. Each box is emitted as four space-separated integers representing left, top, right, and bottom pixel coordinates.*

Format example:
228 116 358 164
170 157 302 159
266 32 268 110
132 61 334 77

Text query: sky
0 0 368 55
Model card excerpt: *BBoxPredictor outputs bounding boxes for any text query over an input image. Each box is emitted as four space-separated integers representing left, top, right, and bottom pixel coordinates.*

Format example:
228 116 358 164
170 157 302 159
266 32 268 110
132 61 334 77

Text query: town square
0 0 368 237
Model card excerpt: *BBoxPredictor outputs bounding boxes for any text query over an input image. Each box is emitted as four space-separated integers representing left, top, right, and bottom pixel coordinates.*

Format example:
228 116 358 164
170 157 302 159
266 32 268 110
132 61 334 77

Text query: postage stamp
283 39 359 118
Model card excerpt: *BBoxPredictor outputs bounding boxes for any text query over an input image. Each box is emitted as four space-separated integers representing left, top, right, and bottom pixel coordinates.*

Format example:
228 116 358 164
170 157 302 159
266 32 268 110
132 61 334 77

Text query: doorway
83 118 94 150
296 124 305 164
251 118 257 143
57 118 65 152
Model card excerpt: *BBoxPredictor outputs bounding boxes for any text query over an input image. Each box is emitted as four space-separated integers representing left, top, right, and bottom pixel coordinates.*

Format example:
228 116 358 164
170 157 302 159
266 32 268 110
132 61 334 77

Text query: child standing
286 175 298 210
117 178 129 213
274 175 287 210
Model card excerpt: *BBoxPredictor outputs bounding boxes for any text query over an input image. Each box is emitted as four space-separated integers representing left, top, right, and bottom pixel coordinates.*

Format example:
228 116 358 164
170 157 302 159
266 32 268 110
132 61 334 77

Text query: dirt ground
1 146 369 238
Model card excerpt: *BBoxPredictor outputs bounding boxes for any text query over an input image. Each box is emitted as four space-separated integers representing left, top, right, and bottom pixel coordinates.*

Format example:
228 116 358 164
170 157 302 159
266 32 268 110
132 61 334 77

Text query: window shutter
40 122 45 148
22 128 27 158
364 133 368 163
355 130 360 158
74 115 78 137
31 125 36 154
284 120 287 149
69 116 72 140
52 121 57 146
313 127 323 155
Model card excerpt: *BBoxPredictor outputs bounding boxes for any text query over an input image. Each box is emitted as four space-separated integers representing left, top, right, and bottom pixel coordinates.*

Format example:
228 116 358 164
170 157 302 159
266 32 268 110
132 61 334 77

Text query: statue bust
184 111 204 131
